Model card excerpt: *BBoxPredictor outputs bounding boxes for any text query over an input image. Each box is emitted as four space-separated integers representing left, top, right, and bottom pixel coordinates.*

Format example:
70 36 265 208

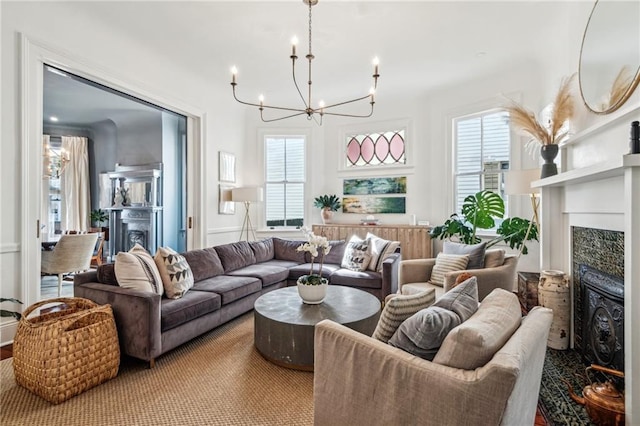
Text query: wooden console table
312 224 432 260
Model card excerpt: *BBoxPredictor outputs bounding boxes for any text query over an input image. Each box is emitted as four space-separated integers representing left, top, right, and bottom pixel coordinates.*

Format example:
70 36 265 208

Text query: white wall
0 1 246 343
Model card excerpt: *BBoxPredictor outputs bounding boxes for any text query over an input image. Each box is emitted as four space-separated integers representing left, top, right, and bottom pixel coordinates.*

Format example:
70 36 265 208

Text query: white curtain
61 136 91 232
41 135 52 238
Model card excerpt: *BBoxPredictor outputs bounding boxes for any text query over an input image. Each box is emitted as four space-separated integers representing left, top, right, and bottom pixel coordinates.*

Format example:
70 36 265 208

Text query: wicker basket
13 297 120 404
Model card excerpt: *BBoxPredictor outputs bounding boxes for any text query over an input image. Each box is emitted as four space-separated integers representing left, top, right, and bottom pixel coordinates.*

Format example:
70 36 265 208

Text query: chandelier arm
321 107 374 119
291 59 309 109
260 110 309 123
233 86 307 113
321 94 373 110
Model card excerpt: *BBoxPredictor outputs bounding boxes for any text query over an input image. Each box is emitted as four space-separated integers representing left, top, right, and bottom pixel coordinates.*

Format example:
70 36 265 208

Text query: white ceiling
43 1 594 126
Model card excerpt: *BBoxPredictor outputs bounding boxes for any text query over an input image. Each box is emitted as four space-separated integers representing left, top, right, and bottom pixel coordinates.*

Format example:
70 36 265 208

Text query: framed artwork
219 151 236 183
343 177 407 195
219 184 235 215
342 196 406 214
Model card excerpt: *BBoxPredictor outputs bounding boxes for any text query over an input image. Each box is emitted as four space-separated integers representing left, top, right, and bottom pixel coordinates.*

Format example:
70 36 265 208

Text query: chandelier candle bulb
231 66 237 84
291 36 298 57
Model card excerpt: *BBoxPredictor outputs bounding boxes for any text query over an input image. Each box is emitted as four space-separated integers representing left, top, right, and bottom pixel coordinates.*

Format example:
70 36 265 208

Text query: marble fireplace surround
533 153 640 422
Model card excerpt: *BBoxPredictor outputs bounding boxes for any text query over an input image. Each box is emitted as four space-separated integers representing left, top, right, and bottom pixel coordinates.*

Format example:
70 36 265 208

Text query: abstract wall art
342 197 406 214
343 176 407 195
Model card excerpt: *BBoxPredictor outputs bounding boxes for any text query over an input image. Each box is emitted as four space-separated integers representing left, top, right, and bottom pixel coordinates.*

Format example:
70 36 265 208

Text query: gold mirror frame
578 0 640 115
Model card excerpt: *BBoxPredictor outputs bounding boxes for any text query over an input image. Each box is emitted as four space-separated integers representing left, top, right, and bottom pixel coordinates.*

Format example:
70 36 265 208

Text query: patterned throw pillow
372 289 436 343
429 253 469 287
341 235 371 272
154 246 195 299
366 232 401 272
115 244 164 295
388 277 479 360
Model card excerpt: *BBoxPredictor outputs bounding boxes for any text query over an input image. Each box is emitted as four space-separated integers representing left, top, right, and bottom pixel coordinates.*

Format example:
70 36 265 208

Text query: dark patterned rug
538 348 594 425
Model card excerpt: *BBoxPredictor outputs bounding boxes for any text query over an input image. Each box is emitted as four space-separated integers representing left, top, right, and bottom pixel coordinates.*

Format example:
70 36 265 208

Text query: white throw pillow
366 232 401 272
115 244 164 295
341 235 371 272
154 246 194 299
429 253 469 287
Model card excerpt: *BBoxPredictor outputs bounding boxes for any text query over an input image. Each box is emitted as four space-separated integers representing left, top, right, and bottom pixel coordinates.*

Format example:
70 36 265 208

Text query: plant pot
296 275 329 304
540 144 559 178
321 208 334 224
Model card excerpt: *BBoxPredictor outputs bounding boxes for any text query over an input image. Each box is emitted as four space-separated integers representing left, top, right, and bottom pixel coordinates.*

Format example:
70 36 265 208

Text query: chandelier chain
308 2 312 56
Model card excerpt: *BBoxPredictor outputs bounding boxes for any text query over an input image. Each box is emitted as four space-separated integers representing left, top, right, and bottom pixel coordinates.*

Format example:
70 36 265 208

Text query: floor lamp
232 187 263 241
505 169 541 257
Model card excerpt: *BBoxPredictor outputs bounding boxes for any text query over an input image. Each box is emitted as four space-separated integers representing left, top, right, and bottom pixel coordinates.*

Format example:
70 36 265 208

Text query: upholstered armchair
41 233 98 296
397 251 518 301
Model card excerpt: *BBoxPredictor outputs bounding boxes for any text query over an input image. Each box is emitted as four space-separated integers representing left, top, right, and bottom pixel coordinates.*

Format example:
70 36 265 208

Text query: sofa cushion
388 277 478 360
430 253 469 287
434 288 522 370
160 290 221 332
443 241 486 270
215 241 256 272
191 275 262 305
322 240 347 265
273 238 307 263
484 249 506 268
96 263 119 286
154 246 194 299
115 244 164 295
250 238 275 263
367 233 401 272
259 259 302 269
225 264 290 287
182 248 224 282
341 235 371 272
372 289 436 343
288 263 342 282
329 268 381 290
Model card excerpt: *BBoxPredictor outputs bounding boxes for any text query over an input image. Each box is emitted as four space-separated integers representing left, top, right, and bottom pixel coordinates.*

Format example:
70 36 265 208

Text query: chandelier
230 0 380 124
43 144 69 179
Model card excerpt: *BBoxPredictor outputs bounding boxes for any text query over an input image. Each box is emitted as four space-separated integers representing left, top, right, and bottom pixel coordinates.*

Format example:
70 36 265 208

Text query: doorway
21 34 204 306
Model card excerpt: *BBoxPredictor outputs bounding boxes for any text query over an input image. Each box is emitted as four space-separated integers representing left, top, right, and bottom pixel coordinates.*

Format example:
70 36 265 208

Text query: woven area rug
539 348 594 425
1 313 313 426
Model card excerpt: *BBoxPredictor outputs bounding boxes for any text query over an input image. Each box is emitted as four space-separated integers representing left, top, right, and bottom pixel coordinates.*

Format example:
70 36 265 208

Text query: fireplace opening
579 264 624 372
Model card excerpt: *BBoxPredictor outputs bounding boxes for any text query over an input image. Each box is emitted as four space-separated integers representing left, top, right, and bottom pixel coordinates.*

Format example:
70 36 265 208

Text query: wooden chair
91 232 105 267
41 233 98 296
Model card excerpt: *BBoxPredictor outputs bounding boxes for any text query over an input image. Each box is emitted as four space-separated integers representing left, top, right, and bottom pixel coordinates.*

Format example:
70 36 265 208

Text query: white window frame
260 130 309 230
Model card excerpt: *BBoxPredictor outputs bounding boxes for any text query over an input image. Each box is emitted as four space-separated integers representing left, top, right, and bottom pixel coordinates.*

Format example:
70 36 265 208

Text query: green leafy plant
430 190 538 255
90 209 109 227
0 298 23 320
313 194 341 212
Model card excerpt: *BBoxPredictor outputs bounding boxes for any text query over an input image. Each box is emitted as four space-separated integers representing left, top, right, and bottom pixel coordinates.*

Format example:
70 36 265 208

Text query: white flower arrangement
296 226 332 281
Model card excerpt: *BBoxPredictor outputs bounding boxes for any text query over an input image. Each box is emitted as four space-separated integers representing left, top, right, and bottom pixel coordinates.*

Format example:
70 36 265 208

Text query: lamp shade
505 169 541 195
232 187 264 203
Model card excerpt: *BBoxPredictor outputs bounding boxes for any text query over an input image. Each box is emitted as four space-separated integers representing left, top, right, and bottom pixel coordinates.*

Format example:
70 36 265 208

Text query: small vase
540 144 559 178
321 208 334 224
538 270 570 350
296 275 329 304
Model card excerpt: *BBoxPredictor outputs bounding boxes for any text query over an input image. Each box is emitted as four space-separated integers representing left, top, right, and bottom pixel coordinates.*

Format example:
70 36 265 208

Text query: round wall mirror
579 0 640 114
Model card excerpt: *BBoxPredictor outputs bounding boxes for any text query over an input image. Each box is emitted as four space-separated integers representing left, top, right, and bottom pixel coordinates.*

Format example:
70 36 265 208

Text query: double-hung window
264 135 305 227
453 110 510 214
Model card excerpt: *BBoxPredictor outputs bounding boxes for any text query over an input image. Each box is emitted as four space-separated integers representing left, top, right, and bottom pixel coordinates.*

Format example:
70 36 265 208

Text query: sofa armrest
381 252 401 296
314 320 515 426
443 255 518 301
74 276 162 362
398 258 436 290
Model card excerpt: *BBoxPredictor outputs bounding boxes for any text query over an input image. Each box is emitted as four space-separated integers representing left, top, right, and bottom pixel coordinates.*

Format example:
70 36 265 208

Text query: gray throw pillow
388 277 479 360
443 241 487 270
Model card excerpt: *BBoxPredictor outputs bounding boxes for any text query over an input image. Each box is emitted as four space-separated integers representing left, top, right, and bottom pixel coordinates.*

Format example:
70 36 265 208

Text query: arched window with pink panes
345 129 405 167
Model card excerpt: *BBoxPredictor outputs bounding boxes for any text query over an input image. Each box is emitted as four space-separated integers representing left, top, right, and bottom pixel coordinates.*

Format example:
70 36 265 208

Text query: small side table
517 271 540 312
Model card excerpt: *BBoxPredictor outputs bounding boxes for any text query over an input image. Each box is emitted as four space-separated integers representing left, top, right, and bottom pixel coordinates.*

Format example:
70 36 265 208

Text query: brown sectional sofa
74 237 400 365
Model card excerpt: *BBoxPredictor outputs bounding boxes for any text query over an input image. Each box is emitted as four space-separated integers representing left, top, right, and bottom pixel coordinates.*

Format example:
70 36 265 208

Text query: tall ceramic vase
321 208 334 224
540 144 559 178
538 270 570 350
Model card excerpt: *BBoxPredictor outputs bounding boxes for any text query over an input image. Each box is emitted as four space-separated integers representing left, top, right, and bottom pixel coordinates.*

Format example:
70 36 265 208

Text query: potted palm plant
90 209 109 240
314 194 341 224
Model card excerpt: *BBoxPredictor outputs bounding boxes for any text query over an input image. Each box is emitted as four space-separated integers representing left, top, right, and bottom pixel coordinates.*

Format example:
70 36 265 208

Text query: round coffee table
254 285 381 371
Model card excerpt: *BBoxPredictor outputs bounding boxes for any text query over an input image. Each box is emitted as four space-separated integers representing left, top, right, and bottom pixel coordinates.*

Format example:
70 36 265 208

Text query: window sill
256 227 303 234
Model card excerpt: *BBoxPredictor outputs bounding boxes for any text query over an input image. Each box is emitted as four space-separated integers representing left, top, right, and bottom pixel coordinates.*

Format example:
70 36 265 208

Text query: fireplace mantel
535 152 640 422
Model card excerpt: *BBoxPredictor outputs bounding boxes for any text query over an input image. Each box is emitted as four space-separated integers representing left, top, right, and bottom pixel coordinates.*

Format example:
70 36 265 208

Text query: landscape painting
342 197 406 214
343 177 407 195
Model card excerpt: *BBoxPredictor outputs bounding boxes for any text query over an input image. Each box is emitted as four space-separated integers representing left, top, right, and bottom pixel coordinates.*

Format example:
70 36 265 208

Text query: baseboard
0 320 18 347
